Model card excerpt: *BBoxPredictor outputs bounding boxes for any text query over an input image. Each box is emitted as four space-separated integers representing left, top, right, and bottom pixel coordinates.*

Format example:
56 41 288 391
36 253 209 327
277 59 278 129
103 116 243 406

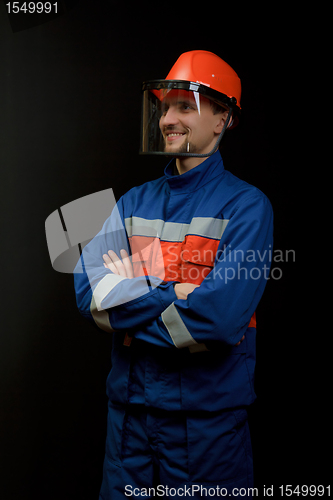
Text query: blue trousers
99 403 254 499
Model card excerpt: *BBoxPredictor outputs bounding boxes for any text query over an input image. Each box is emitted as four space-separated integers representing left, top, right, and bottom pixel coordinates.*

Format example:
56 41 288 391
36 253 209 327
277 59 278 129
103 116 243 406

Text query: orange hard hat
140 50 241 157
165 50 241 111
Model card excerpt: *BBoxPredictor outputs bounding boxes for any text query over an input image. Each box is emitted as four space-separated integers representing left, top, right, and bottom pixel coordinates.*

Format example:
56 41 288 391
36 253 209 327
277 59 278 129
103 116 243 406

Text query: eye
179 101 195 111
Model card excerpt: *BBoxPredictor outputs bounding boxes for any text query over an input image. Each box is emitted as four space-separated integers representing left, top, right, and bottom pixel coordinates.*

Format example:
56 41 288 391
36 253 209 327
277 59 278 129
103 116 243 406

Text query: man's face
159 90 227 155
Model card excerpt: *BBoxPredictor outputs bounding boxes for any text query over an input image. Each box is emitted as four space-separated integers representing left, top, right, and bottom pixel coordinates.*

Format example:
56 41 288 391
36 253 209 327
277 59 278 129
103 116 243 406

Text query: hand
235 335 245 346
174 283 244 345
174 283 199 300
102 249 134 279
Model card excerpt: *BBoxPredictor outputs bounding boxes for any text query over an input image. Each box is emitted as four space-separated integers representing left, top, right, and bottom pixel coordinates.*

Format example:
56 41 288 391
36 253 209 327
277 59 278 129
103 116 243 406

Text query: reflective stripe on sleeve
188 343 209 353
90 274 127 332
161 302 198 348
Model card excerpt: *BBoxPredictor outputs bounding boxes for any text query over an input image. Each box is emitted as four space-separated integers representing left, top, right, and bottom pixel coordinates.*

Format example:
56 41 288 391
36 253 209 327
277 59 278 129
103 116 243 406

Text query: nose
160 105 179 128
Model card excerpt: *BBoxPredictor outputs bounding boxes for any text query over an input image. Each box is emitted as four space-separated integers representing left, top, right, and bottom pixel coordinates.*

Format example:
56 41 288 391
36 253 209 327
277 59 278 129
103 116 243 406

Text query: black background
0 2 324 499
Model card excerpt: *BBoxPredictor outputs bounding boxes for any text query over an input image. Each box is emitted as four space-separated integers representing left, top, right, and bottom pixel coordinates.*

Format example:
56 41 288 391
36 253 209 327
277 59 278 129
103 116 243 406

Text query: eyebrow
179 99 196 107
163 99 197 109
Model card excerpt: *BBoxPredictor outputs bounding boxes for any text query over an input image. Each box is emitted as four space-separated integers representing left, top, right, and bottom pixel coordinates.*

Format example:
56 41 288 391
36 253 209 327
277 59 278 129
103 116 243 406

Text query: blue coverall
74 150 274 498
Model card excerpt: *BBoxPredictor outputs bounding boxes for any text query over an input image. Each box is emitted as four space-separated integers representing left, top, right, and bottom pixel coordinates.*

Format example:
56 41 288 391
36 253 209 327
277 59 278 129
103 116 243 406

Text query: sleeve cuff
157 281 178 308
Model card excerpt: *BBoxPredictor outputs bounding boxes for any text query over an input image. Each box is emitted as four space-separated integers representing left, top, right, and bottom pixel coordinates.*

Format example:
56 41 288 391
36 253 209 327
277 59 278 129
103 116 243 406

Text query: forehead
161 89 197 103
160 89 212 110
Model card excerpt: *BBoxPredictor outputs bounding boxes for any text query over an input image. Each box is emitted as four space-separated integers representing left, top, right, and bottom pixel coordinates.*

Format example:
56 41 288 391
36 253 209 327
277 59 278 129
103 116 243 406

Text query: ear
214 110 232 134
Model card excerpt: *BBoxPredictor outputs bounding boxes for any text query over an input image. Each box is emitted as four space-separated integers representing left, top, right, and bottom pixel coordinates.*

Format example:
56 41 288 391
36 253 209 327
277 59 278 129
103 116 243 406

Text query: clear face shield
140 80 238 157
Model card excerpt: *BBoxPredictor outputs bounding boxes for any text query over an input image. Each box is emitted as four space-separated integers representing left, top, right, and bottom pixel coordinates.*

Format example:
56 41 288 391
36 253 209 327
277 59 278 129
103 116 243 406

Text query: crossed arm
102 249 244 345
102 249 199 299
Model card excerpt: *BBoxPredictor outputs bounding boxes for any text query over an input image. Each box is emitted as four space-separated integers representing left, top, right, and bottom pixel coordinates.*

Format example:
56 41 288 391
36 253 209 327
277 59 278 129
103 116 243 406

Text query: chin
164 141 188 155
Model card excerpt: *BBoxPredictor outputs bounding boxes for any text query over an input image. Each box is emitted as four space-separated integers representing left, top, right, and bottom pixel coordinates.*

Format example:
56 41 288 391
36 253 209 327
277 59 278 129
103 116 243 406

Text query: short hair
210 100 228 115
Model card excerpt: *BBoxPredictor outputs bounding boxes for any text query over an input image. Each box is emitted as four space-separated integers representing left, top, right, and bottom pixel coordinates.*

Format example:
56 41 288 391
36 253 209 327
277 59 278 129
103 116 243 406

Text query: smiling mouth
165 132 186 142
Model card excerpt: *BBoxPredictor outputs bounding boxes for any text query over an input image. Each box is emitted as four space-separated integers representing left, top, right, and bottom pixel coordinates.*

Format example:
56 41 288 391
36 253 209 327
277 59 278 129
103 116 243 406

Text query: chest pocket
180 235 219 285
130 236 165 280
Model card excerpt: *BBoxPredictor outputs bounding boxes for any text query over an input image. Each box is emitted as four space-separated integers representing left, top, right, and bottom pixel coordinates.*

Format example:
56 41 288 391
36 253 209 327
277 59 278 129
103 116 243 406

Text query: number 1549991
279 485 330 496
5 2 58 14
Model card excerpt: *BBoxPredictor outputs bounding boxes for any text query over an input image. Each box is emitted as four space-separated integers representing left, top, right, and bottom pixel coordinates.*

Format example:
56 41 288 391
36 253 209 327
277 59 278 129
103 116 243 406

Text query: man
74 50 273 499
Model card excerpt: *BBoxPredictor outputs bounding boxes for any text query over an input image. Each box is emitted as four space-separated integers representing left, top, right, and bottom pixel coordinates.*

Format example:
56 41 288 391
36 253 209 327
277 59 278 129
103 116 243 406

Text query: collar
164 150 225 194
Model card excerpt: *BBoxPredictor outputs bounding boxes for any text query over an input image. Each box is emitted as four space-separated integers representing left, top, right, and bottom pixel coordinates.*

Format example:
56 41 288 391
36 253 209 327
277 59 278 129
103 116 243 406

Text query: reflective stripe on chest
125 216 229 285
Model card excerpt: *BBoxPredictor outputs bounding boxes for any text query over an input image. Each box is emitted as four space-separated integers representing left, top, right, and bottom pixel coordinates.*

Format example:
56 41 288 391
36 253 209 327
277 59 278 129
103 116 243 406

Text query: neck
175 156 208 175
